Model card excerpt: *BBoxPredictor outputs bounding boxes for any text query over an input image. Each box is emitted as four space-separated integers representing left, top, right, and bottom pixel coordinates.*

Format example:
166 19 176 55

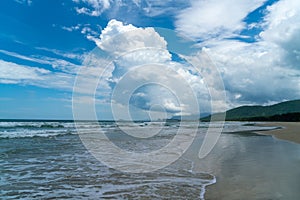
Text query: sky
0 0 300 120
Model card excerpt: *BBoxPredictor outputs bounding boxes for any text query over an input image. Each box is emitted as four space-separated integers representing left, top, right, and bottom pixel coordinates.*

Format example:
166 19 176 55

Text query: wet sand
255 122 300 144
203 122 300 200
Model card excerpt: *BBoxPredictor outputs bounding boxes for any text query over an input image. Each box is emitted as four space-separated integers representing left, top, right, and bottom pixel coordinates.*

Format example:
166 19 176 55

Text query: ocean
1 120 300 199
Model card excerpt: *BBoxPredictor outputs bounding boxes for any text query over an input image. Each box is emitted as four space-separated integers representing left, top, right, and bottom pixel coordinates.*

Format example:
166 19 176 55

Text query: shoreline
204 122 300 200
254 122 300 144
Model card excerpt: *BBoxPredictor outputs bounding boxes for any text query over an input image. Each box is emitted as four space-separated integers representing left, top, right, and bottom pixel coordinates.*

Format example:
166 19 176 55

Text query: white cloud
0 50 46 64
96 19 168 56
81 25 100 38
74 0 112 16
76 19 213 117
61 25 81 32
74 0 300 112
0 49 81 74
73 0 190 17
260 0 300 69
75 7 92 15
60 23 101 45
175 0 266 40
0 59 75 90
14 0 32 6
137 0 190 17
0 60 49 81
203 34 300 106
131 0 141 6
173 0 300 108
35 47 84 61
109 64 200 116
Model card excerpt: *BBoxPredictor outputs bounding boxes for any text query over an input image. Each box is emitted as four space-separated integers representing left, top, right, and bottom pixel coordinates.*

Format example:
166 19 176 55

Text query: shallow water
1 121 299 199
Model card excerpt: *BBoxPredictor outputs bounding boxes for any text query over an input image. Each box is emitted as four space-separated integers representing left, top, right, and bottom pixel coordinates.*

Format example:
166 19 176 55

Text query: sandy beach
255 122 300 144
203 122 300 200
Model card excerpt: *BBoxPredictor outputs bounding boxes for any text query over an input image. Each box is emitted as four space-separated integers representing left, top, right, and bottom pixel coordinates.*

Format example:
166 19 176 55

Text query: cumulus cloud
194 3 299 105
175 0 266 40
95 19 169 56
75 19 214 118
173 0 300 107
2 0 299 121
110 63 201 114
204 41 300 106
71 0 300 111
260 0 300 69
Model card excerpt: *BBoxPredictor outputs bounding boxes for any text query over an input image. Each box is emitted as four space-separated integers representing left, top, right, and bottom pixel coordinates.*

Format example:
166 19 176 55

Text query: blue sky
0 0 300 120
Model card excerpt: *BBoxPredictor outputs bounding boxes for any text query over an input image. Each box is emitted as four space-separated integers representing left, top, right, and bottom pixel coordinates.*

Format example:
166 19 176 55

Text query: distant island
201 99 300 122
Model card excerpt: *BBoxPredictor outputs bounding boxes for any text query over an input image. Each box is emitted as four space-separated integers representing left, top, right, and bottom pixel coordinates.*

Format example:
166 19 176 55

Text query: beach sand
255 122 300 144
204 122 300 200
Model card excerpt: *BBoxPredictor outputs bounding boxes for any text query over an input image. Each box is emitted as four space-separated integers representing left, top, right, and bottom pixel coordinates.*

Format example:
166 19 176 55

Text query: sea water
0 120 299 199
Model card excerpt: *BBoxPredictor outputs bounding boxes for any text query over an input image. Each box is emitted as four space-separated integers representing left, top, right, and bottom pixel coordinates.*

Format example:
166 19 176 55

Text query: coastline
254 122 300 144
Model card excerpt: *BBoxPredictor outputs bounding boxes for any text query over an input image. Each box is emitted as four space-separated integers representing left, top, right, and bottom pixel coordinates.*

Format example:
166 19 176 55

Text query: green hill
201 99 300 121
